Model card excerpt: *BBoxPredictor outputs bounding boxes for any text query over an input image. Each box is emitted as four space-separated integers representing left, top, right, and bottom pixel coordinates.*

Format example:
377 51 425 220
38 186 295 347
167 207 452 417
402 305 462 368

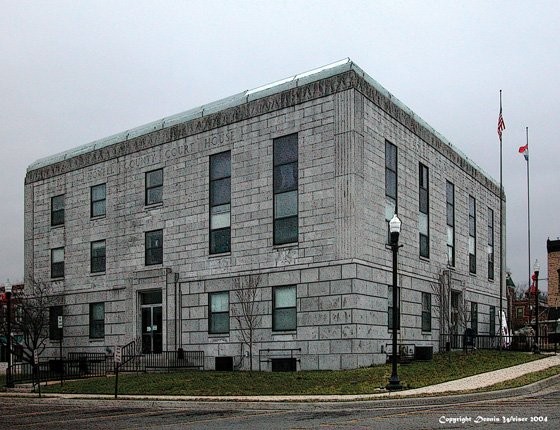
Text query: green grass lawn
36 350 546 396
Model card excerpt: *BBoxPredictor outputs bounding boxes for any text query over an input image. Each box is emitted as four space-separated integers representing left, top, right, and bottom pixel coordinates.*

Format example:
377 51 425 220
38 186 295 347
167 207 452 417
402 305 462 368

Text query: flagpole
499 90 504 350
526 127 531 300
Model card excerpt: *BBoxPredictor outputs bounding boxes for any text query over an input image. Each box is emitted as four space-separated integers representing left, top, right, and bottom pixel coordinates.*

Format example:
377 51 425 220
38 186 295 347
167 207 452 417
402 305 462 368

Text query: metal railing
142 350 204 371
440 333 560 353
10 355 111 385
8 342 205 385
118 337 143 373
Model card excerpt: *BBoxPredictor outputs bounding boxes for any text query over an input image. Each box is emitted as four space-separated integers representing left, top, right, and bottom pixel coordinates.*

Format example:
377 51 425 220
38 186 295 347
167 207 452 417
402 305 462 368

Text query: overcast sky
1 0 558 294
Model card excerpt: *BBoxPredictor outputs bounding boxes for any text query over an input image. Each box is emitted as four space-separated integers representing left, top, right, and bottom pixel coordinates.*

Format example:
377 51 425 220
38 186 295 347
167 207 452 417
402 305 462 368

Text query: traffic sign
114 346 122 364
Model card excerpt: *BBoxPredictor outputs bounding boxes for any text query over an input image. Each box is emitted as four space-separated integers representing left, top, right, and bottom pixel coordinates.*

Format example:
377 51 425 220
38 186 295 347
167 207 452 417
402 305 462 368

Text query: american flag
497 107 505 140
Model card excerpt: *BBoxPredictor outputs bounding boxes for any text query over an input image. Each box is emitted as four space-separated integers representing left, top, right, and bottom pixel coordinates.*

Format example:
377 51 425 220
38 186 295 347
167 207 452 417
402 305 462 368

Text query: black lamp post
5 279 14 388
533 260 540 354
387 214 403 391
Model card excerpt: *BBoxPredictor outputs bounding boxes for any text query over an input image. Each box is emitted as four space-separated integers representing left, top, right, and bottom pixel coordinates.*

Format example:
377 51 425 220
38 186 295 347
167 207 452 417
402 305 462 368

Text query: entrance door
140 291 162 354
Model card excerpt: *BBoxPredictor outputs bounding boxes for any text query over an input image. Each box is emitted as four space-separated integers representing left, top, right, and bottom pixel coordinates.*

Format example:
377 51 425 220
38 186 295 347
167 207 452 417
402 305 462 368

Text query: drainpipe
174 273 179 350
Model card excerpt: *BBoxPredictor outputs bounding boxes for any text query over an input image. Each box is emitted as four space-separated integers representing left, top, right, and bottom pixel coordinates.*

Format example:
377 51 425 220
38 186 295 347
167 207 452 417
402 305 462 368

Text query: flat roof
26 58 496 190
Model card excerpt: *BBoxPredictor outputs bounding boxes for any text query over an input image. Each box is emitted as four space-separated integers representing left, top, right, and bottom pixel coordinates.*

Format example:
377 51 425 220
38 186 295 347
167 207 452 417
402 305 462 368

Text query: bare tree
431 270 451 352
431 269 470 355
232 274 262 372
0 280 59 364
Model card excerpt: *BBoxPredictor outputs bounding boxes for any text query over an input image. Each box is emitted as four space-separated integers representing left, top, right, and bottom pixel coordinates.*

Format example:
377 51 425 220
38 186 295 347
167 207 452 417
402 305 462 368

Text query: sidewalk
2 354 560 402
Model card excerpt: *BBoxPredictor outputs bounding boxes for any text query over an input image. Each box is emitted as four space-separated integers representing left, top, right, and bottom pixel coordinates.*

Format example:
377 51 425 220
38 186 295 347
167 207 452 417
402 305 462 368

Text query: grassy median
31 350 550 396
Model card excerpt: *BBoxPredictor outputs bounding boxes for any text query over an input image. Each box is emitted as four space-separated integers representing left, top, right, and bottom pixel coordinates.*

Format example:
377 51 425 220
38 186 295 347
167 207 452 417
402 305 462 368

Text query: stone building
24 59 504 370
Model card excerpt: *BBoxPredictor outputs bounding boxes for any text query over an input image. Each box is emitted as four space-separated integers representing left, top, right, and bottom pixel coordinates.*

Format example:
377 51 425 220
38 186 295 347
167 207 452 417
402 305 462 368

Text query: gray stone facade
24 60 504 370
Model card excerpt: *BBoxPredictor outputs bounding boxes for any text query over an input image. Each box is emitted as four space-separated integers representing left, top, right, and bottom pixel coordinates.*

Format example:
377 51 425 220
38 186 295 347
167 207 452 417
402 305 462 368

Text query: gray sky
1 0 558 294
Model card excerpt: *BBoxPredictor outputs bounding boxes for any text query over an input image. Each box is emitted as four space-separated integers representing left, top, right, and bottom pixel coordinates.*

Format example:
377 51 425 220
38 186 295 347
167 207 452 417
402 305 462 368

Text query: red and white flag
518 143 528 161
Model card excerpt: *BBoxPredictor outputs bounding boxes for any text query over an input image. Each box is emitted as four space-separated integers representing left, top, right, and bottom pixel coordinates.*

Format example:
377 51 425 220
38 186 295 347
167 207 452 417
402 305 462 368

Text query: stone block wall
24 64 504 369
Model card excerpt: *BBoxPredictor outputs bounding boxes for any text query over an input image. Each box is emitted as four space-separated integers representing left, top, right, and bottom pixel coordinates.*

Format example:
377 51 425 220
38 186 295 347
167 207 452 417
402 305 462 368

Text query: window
90 240 106 273
49 305 63 341
422 292 431 332
51 195 64 226
487 208 494 280
51 247 64 278
91 183 106 217
145 169 163 205
273 134 298 245
469 195 477 274
489 305 496 336
388 285 400 330
385 141 398 238
145 230 163 265
446 181 455 266
273 286 296 331
208 291 229 334
516 307 524 318
471 302 478 334
419 163 429 258
89 302 105 339
209 151 231 254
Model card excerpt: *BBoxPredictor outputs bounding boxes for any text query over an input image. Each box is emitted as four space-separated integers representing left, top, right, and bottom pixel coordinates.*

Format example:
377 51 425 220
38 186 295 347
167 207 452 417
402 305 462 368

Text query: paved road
3 382 560 429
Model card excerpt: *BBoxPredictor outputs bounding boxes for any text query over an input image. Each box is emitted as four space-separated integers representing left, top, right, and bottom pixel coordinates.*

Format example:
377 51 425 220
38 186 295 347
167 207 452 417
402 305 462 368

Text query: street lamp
5 279 14 388
533 260 540 354
387 214 403 391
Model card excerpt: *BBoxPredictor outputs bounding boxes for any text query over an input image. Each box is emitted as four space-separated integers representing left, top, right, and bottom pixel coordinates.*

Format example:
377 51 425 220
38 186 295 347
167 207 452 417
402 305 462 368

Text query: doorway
140 290 162 354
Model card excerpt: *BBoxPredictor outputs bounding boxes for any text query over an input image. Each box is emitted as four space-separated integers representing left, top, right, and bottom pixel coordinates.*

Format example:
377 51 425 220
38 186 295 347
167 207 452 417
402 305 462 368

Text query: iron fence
10 355 111 385
142 350 204 371
8 343 203 385
440 333 559 353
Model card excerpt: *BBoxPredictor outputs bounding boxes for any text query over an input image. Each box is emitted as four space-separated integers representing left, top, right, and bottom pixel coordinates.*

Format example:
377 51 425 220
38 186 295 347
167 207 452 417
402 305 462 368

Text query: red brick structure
547 239 560 308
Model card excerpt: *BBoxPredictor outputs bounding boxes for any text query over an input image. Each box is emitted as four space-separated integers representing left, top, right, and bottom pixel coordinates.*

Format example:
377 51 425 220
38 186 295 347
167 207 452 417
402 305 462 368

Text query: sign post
33 350 41 398
114 346 122 399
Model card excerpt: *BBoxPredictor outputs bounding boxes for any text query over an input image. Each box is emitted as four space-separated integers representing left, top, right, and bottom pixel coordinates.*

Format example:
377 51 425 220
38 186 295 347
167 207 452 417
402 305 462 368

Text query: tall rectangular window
273 286 296 331
208 291 229 334
145 229 163 266
489 305 496 336
49 305 63 341
91 183 106 218
51 247 64 278
421 292 431 332
51 195 64 227
471 302 478 334
209 151 231 254
469 195 477 274
388 285 400 330
487 207 494 280
419 163 429 258
446 181 455 266
385 141 398 237
90 240 106 273
89 302 105 339
273 134 298 245
145 168 163 205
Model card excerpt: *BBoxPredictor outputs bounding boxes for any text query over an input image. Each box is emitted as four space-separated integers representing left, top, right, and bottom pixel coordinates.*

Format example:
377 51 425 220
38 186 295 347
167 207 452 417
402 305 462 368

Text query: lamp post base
386 376 403 391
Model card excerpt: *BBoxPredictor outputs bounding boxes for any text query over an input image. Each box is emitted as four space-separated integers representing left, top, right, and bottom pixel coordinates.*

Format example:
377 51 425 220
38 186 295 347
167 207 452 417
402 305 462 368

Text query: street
2 381 560 429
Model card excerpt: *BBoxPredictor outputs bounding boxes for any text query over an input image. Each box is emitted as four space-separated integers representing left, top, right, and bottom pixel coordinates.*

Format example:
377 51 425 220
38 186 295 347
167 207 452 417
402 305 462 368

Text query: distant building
24 59 504 370
0 283 24 367
547 239 560 308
